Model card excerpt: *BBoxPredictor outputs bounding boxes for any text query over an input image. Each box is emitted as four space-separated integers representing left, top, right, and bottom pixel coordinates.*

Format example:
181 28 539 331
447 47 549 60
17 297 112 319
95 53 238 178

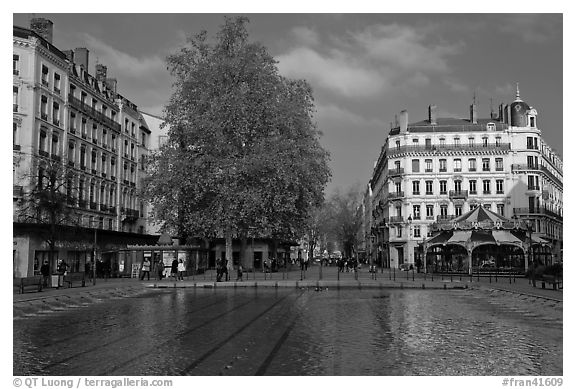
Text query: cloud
444 78 470 94
277 22 461 99
498 14 561 44
315 103 386 129
290 26 320 46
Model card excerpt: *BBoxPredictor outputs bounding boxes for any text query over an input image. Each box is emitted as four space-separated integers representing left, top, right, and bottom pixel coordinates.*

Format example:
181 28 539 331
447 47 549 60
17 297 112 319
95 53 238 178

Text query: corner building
13 19 155 278
370 88 562 270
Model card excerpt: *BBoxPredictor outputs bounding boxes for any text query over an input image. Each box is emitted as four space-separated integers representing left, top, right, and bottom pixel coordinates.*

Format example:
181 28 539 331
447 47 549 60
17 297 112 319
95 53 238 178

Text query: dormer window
529 116 536 128
487 122 496 131
439 138 446 146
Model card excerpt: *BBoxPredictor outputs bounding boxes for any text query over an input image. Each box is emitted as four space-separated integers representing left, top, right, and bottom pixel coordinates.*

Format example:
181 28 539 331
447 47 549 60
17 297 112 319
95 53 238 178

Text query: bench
63 272 86 288
14 276 43 294
539 274 562 290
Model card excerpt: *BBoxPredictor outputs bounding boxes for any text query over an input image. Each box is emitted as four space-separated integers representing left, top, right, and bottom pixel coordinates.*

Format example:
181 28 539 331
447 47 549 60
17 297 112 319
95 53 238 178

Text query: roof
389 117 508 135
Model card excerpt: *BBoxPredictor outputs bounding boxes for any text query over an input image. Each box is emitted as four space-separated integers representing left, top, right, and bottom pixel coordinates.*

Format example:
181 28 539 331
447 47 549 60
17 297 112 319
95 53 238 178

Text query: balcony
13 185 23 198
425 215 435 220
439 168 447 172
41 79 49 87
53 119 60 127
453 168 462 172
436 214 456 222
387 191 404 200
68 94 122 132
469 190 477 195
387 142 511 157
449 190 468 199
13 104 18 112
388 216 404 223
425 168 433 173
468 167 477 172
511 164 539 172
388 168 404 177
81 133 87 139
527 185 540 191
69 128 76 134
41 113 48 121
13 144 21 151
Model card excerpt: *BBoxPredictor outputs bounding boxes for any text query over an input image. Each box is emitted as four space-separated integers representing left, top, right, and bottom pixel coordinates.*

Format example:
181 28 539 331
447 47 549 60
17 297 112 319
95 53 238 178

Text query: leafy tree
144 17 331 272
325 185 363 259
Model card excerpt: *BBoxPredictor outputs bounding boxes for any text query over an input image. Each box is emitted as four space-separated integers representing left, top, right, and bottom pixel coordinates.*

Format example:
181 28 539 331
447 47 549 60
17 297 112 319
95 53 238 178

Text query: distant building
368 87 562 269
13 19 155 278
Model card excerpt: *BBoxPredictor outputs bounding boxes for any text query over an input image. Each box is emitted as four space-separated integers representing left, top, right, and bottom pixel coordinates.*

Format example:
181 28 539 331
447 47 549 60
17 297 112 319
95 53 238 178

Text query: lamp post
526 219 534 285
407 214 412 268
91 221 97 286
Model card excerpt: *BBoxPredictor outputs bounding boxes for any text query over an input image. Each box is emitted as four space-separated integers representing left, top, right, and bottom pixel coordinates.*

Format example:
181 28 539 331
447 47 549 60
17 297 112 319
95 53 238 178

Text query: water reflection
14 288 561 376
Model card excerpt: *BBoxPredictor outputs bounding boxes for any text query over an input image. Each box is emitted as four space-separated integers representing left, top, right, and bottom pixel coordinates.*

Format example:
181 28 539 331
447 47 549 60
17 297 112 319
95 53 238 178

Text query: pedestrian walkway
13 266 562 302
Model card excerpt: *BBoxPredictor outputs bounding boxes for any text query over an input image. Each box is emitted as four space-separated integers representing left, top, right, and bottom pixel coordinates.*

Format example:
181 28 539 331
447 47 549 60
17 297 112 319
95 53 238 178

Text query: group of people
140 257 186 281
337 257 358 273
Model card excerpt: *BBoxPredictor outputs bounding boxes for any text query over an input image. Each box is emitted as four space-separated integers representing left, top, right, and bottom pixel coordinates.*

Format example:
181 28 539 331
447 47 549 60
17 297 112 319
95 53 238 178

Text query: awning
424 231 452 246
493 230 523 245
447 231 471 245
530 235 551 246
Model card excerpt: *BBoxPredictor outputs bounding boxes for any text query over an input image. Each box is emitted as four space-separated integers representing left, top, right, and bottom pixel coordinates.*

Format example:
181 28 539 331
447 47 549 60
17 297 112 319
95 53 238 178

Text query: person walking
156 259 165 281
140 257 151 280
85 261 92 281
40 260 50 287
171 258 179 281
236 264 243 282
177 258 186 281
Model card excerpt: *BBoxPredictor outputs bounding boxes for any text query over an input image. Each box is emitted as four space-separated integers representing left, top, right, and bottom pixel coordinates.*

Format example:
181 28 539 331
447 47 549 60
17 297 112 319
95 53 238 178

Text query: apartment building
369 88 562 269
13 19 154 278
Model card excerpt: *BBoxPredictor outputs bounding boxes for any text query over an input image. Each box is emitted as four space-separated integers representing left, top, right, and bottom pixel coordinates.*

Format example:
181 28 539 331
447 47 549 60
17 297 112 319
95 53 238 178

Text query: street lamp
526 219 534 284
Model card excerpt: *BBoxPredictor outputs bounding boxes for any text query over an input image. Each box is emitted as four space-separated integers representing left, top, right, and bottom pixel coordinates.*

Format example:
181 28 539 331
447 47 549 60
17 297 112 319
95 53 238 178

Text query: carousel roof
435 206 522 231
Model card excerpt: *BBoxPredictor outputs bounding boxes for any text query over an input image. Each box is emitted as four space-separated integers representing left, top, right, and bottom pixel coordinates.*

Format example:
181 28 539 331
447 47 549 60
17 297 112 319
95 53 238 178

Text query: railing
449 190 468 199
387 142 511 157
514 207 563 220
388 216 404 223
527 185 540 191
68 94 121 132
387 191 404 200
511 164 539 171
426 215 435 220
539 164 563 187
388 168 404 176
437 214 456 221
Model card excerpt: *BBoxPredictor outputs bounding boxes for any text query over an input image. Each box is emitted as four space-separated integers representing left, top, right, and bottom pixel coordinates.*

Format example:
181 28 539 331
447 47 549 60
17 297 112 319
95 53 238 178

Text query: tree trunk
225 227 233 279
240 231 248 269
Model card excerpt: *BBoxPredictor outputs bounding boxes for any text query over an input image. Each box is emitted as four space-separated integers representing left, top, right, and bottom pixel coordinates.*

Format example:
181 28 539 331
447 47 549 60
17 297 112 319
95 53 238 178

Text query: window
395 140 400 149
469 180 477 194
39 129 47 153
68 142 75 163
102 155 107 175
495 158 503 171
496 180 504 194
103 130 107 147
395 182 401 194
439 181 447 195
81 118 87 137
13 54 19 75
482 158 490 172
70 112 76 132
81 91 87 105
125 118 129 132
527 137 534 149
13 86 18 112
455 205 462 217
454 180 462 192
425 181 433 195
413 205 421 220
41 65 49 86
454 159 462 172
495 136 501 146
439 138 446 146
412 138 419 144
91 98 97 110
468 137 474 147
396 226 402 238
131 122 136 137
454 137 460 146
530 116 535 127
395 205 402 217
497 204 504 216
112 134 117 150
527 156 534 168
425 159 433 172
54 73 61 94
69 84 76 98
425 138 432 149
394 160 401 172
412 159 420 173
13 122 18 147
92 124 98 143
412 181 420 195
440 205 448 217
80 146 86 169
439 159 447 172
141 132 146 147
482 137 488 147
483 204 492 210
41 95 48 120
51 134 59 155
487 123 496 131
426 205 434 219
131 142 135 158
53 102 60 126
483 180 491 194
413 225 421 238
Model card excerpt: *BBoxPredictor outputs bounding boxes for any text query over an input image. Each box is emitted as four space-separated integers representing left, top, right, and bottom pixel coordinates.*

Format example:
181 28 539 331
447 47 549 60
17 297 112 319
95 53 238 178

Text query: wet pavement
13 279 562 376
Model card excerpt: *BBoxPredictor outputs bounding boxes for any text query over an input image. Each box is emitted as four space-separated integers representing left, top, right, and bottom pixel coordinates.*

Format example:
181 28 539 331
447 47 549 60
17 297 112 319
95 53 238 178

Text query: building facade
13 19 154 278
369 88 562 270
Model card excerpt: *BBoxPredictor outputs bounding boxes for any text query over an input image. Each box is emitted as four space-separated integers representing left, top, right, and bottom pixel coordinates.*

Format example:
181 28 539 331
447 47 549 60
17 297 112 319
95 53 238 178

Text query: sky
12 12 564 195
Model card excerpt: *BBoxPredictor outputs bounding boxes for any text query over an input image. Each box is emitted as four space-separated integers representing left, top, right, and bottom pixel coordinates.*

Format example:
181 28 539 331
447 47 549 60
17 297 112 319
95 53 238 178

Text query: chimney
105 78 117 94
62 50 74 63
399 110 408 134
74 48 89 69
469 102 477 124
95 64 108 82
30 18 53 44
428 105 437 125
498 103 504 123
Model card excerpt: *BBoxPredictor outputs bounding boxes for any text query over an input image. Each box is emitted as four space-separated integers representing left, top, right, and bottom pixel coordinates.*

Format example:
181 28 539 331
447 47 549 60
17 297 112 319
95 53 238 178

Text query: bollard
422 283 425 289
412 269 415 282
444 283 447 290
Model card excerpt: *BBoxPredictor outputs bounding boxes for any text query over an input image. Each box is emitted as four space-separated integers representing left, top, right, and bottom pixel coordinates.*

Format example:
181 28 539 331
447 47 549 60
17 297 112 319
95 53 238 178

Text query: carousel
422 206 551 275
